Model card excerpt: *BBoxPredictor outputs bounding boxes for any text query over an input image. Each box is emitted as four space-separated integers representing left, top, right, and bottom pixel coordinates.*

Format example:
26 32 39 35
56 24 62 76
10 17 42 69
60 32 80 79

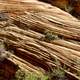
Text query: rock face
0 12 9 21
0 1 80 80
0 59 18 80
39 0 69 10
39 0 80 18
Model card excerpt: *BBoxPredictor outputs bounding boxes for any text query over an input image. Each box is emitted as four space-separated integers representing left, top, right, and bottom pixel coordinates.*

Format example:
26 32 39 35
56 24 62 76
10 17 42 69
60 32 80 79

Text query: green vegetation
47 58 67 80
12 58 68 80
12 69 49 80
44 30 58 42
12 68 67 80
48 67 66 80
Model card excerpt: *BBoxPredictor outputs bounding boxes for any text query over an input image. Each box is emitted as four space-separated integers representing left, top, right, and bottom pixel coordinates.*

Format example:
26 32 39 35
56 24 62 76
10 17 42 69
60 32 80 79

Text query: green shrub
44 30 58 41
12 69 49 80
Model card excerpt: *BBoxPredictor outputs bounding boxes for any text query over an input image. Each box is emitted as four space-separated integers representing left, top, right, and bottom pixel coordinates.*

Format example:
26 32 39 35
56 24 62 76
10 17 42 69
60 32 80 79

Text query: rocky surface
0 1 80 80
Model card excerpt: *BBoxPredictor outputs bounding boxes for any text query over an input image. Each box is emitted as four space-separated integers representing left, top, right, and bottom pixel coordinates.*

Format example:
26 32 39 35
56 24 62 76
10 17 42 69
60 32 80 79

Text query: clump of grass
48 68 66 80
12 56 69 80
47 58 68 80
12 69 26 80
12 69 49 80
43 30 58 42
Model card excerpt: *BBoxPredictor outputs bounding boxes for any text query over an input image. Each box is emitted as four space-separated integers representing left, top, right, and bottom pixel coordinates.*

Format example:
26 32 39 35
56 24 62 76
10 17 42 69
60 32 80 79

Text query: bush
12 69 49 80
